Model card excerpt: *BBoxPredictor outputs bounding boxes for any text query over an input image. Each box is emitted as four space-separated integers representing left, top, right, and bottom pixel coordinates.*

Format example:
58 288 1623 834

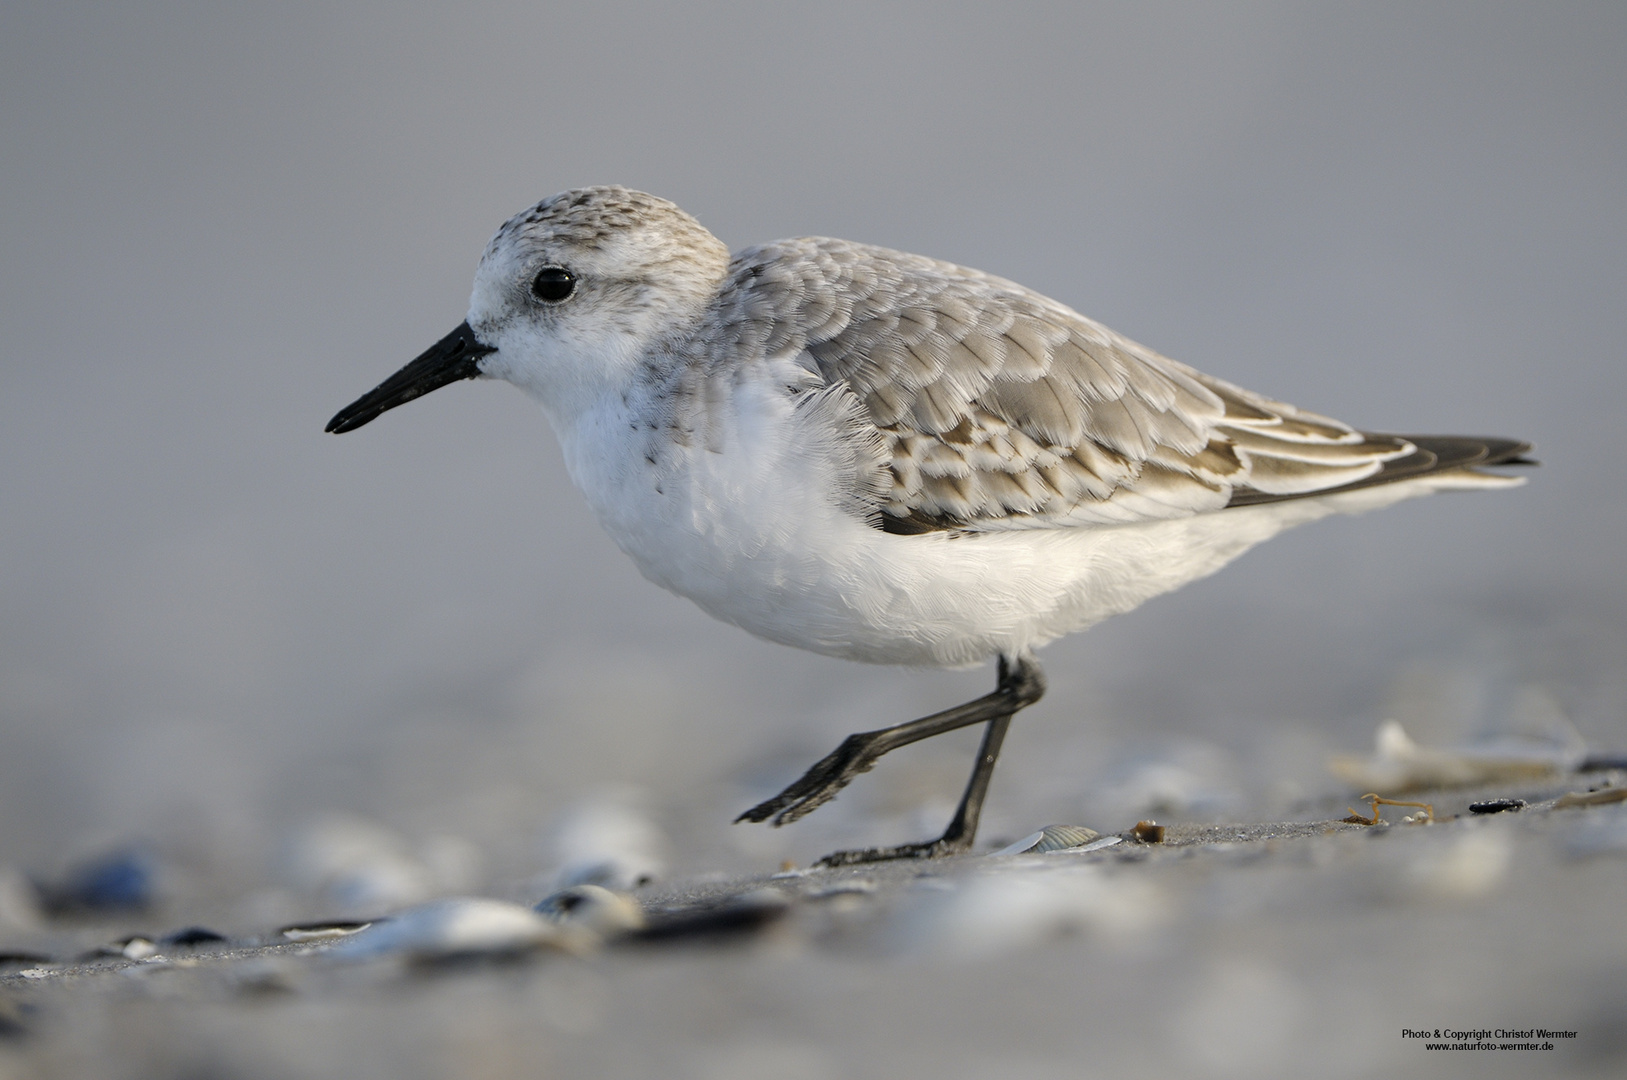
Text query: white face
325 187 730 437
464 188 732 418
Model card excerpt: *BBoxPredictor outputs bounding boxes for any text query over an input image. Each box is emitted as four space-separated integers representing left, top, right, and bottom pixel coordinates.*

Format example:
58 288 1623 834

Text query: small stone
1468 798 1527 814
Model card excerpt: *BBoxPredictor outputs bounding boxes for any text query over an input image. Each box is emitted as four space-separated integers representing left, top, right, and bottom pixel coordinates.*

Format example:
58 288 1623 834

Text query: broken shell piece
1554 787 1627 809
80 936 161 962
1328 720 1567 794
993 825 1101 856
1076 836 1123 853
327 898 556 961
279 920 373 942
120 937 158 960
1131 821 1166 844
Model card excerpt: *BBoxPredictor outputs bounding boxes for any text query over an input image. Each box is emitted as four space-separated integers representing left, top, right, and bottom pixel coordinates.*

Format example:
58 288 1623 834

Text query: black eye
531 266 576 303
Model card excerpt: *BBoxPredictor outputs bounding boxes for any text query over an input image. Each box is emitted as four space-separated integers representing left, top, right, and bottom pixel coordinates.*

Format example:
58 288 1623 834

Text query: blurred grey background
2 2 1623 885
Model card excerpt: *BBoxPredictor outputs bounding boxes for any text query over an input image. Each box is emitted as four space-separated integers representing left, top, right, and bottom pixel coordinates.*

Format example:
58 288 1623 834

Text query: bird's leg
736 656 1045 864
814 711 1015 866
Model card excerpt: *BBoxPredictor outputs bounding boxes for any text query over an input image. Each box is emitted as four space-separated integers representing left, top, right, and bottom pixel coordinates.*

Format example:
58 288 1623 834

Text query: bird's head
326 186 729 434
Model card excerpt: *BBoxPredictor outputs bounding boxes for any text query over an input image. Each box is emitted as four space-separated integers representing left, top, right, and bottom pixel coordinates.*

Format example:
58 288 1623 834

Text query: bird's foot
811 835 972 868
735 731 887 827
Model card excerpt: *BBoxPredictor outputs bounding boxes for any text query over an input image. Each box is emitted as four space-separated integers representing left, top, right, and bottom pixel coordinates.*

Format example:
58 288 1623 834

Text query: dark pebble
1469 799 1527 814
161 926 229 947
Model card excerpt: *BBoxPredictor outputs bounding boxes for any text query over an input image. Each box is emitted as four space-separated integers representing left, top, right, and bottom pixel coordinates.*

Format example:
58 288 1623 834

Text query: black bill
325 321 496 434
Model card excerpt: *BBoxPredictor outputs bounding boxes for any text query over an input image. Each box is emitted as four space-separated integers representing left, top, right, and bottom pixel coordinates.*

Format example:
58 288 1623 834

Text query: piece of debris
1328 719 1569 794
1468 799 1527 815
1345 793 1434 826
1131 821 1166 844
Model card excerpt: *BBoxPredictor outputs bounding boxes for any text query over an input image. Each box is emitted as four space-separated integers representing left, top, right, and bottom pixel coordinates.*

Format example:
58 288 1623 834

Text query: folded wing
703 238 1527 532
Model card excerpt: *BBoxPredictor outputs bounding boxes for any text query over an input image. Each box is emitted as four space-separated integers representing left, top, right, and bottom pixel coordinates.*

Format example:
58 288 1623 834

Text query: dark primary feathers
696 237 1528 532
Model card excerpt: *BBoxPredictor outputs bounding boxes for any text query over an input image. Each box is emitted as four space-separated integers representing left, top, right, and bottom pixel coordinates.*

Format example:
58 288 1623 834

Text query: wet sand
4 773 1624 1079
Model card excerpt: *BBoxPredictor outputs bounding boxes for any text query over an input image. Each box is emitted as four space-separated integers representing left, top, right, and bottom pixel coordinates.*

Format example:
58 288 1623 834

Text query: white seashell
327 898 556 961
993 824 1101 855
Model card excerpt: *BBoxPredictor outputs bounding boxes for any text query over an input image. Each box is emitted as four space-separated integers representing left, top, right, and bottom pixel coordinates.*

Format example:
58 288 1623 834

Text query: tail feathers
1227 434 1534 508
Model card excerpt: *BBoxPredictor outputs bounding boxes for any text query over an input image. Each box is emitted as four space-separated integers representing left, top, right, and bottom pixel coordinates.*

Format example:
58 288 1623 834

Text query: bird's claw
735 732 882 827
812 836 970 867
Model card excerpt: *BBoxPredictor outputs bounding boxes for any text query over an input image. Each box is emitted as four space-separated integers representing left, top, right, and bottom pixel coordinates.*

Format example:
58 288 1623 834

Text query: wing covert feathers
699 238 1528 531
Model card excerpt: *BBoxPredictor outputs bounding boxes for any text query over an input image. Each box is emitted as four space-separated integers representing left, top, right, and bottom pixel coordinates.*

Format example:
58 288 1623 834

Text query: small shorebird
328 187 1530 865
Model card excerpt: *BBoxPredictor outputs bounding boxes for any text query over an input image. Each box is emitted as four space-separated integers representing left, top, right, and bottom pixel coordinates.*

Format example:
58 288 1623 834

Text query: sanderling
328 187 1530 866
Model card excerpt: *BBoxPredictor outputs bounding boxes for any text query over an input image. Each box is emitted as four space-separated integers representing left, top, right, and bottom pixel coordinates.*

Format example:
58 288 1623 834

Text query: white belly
546 380 1473 669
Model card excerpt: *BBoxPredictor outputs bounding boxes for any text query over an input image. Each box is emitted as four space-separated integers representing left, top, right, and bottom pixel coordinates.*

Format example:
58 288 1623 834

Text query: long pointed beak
325 321 497 434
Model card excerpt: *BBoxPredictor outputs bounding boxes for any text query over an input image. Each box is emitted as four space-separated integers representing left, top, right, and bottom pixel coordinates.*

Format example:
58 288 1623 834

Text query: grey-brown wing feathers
703 238 1528 531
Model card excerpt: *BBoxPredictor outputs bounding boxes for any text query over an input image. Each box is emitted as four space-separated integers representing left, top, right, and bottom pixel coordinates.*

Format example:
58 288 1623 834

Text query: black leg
736 656 1045 865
